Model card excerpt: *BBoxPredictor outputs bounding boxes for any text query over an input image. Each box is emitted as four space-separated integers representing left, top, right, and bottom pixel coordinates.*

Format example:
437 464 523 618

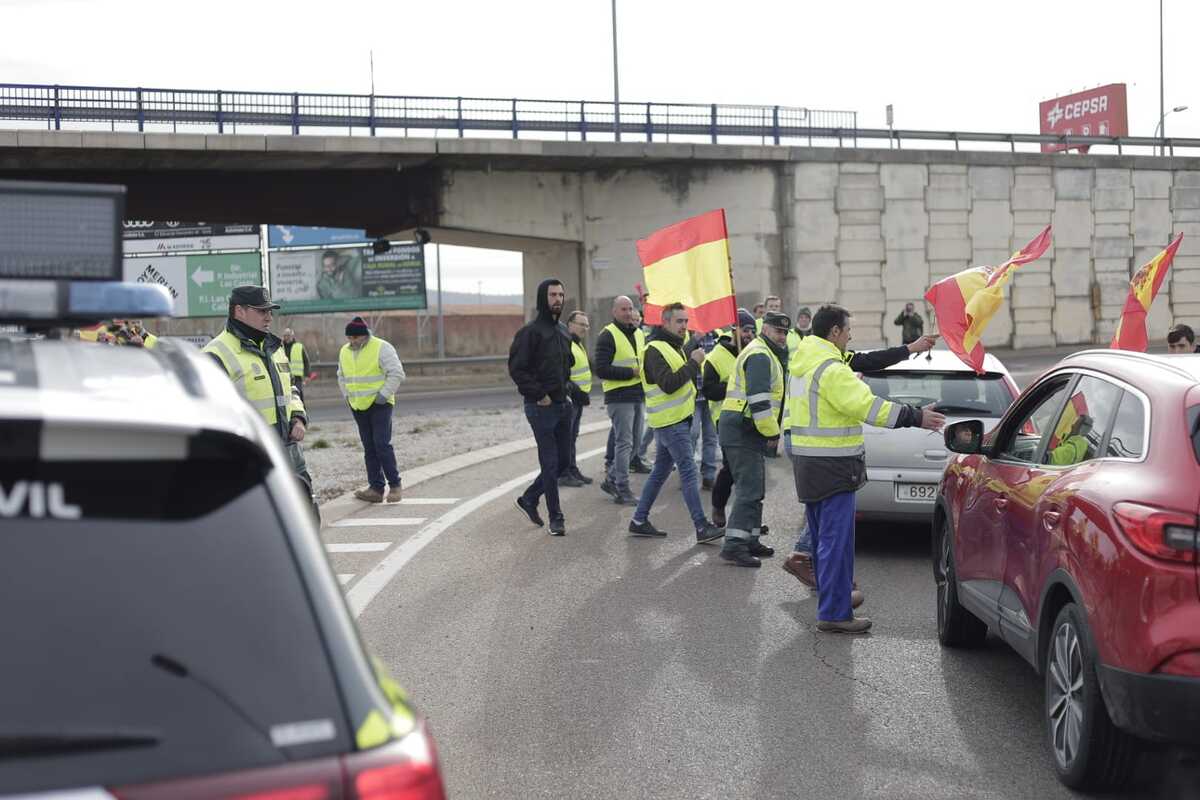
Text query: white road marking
337 574 355 585
332 517 427 527
347 446 607 618
393 498 459 505
326 542 392 553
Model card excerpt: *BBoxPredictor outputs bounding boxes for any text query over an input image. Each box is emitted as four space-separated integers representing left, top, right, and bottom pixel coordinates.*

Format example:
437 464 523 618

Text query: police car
0 181 446 799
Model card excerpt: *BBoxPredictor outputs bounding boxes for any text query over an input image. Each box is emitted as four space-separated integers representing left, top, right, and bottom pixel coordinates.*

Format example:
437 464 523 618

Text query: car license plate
895 483 937 503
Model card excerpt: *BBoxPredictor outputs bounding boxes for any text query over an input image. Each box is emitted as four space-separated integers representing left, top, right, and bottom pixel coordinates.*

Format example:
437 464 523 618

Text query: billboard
269 244 426 313
123 221 260 254
268 225 369 249
123 251 264 317
1039 84 1128 153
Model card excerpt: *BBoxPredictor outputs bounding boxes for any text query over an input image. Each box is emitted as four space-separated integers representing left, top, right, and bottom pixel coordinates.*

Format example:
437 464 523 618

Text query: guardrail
312 354 506 369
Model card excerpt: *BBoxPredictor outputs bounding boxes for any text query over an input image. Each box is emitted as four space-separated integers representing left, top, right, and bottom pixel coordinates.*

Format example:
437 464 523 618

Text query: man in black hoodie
508 279 572 536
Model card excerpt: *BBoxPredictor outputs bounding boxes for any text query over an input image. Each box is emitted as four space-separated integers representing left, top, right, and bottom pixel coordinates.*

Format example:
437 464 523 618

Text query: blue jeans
806 491 857 621
352 402 401 492
691 399 719 481
632 419 707 531
568 399 585 471
520 400 572 520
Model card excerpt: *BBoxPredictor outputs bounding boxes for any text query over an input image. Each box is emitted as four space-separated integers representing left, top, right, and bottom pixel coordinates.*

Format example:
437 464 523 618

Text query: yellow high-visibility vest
641 340 696 429
785 335 901 457
721 338 785 438
287 341 306 378
204 329 304 430
703 343 738 426
339 337 393 411
569 340 592 394
599 323 646 393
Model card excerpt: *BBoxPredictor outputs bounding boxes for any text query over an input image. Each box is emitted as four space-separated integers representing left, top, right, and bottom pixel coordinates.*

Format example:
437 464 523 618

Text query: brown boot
385 484 403 503
354 487 384 503
816 616 872 634
782 552 816 588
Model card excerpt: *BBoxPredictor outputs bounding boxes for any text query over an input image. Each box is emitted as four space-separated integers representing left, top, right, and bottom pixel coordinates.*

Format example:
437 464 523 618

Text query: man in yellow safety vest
561 310 593 487
338 316 407 503
702 308 756 528
283 327 310 403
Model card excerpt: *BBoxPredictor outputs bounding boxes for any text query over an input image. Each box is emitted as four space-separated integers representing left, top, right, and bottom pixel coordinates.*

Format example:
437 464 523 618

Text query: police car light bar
0 280 173 323
0 180 124 281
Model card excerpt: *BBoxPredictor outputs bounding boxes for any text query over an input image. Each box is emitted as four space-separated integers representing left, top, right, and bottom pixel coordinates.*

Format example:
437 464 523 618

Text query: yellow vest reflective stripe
288 341 306 377
703 344 738 426
339 337 392 411
203 329 299 428
569 340 592 393
721 338 785 437
785 335 900 457
143 333 158 349
600 323 646 393
641 340 696 429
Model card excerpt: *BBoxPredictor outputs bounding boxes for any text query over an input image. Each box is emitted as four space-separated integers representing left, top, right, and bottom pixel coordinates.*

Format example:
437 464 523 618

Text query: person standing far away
338 316 406 504
594 295 647 505
755 295 783 334
627 302 724 544
561 310 593 487
508 279 573 536
203 285 320 522
752 302 765 321
893 302 925 345
718 311 792 567
787 304 945 633
282 327 311 404
705 308 756 528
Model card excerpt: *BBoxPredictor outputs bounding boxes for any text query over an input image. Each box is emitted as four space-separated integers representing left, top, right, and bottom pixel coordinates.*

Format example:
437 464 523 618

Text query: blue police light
69 282 174 319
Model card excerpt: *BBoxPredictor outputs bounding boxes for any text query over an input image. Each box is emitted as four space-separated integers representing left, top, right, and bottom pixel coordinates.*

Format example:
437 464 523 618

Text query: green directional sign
124 252 263 318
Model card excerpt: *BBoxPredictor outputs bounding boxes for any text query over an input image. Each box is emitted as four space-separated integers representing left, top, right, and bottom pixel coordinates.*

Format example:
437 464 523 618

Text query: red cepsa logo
1039 83 1129 153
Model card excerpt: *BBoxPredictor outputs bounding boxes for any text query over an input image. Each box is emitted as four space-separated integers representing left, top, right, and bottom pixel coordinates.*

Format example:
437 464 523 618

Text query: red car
934 349 1200 791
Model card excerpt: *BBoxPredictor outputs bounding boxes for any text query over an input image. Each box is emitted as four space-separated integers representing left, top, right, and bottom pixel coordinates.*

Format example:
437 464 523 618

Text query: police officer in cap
203 285 319 521
718 310 791 567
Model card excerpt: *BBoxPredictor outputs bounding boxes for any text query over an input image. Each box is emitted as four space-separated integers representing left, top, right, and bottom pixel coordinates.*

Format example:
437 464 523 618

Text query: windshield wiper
0 730 159 759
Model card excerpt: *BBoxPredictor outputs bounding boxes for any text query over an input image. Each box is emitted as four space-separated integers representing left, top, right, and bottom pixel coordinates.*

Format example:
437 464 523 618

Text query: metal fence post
580 100 587 141
457 97 464 138
291 92 299 134
512 98 518 139
646 102 652 142
216 90 224 134
772 105 780 145
369 94 376 137
710 103 717 143
53 85 61 131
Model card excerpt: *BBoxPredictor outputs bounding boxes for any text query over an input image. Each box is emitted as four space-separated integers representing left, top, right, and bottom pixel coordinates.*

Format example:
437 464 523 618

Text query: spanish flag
636 209 737 332
924 226 1053 374
1110 234 1183 352
1048 391 1090 450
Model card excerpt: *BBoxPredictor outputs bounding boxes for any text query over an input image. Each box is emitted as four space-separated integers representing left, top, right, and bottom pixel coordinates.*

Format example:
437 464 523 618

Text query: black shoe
558 474 585 488
701 477 715 491
720 543 761 568
515 497 544 527
629 458 651 474
758 524 770 537
599 479 618 498
614 488 639 506
712 508 726 528
549 517 566 536
747 539 775 557
695 523 724 545
571 468 594 485
629 519 667 537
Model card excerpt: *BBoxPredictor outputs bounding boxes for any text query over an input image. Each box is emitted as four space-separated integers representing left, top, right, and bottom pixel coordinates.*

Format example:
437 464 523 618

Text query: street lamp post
1155 105 1189 156
1159 0 1165 154
611 0 621 143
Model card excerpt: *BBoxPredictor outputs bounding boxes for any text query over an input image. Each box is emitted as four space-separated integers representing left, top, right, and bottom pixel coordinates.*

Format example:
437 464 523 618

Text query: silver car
856 350 1019 522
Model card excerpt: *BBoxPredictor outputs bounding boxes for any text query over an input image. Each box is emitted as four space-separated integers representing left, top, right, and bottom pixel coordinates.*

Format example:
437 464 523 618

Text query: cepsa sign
1039 83 1129 153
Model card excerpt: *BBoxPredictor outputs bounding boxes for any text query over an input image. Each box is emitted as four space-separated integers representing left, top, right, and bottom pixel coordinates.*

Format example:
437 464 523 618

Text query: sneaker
549 517 566 536
711 508 726 528
629 458 651 474
782 552 816 588
816 616 872 634
629 519 667 537
355 487 385 503
701 477 715 491
614 488 639 506
558 474 585 488
747 540 775 558
719 543 761 568
599 479 618 498
695 523 724 545
515 496 544 527
385 485 403 503
571 468 594 485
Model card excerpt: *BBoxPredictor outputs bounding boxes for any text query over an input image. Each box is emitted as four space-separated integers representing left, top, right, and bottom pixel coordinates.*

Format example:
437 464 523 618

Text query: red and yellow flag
1048 391 1090 450
636 209 737 332
1110 234 1183 352
924 226 1053 374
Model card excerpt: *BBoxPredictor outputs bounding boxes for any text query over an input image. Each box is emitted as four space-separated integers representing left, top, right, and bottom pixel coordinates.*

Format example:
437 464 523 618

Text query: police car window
860 372 1012 417
0 453 351 793
1105 390 1146 459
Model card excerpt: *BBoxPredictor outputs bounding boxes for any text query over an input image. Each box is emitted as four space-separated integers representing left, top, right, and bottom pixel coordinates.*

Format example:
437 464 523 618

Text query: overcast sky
8 0 1198 294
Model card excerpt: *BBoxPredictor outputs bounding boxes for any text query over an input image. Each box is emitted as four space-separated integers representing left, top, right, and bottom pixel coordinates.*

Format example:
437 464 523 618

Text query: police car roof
0 337 271 460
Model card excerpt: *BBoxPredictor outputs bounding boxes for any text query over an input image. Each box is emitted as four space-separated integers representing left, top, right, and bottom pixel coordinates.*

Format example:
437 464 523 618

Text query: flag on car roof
924 226 1053 374
1111 234 1183 352
636 209 737 333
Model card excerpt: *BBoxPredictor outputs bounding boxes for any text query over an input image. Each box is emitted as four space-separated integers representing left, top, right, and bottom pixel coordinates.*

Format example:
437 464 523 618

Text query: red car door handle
1043 510 1062 530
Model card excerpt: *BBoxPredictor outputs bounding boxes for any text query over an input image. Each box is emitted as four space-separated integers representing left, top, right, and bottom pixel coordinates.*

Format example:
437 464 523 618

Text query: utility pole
611 0 621 142
435 243 445 360
1159 0 1165 155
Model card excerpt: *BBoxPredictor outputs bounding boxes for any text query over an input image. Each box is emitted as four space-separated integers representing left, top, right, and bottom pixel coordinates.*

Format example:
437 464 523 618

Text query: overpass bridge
3 82 1200 349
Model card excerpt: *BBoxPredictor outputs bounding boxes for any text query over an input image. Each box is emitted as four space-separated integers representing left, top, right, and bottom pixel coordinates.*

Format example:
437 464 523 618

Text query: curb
319 420 612 528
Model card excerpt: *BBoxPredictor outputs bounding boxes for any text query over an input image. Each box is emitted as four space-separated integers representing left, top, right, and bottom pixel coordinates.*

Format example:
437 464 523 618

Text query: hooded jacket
508 278 571 402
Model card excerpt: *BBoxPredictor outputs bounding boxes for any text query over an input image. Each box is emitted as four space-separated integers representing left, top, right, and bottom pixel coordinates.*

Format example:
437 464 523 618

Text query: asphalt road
323 425 1195 799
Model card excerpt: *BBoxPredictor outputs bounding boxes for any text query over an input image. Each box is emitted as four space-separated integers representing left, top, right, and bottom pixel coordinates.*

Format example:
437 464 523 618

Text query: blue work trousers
806 490 857 622
352 402 401 492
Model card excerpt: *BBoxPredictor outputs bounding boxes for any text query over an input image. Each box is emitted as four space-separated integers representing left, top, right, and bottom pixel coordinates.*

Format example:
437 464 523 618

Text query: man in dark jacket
561 310 592 487
893 302 925 345
594 295 646 505
705 309 757 527
628 302 724 543
508 278 572 536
